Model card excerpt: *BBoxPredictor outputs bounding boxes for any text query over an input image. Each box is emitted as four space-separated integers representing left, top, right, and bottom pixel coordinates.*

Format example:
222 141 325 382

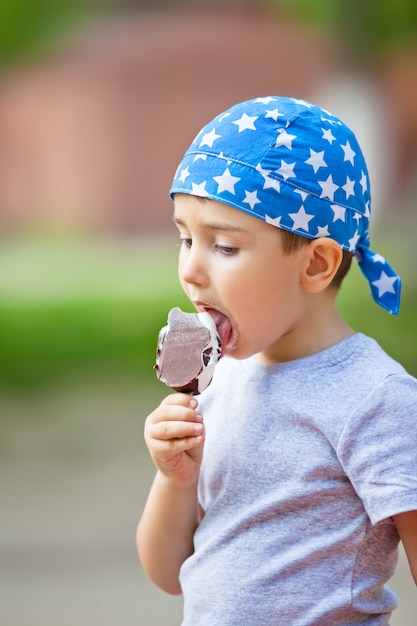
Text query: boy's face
173 194 310 363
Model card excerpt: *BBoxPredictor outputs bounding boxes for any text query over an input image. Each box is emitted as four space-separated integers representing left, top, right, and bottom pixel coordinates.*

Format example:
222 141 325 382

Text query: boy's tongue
209 310 232 356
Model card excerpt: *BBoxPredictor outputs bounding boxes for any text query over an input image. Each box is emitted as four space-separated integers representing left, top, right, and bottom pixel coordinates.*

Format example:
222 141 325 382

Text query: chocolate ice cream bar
154 307 222 394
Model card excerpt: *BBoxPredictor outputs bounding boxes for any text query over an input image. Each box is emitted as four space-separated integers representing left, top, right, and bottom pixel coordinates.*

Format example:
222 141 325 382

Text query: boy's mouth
198 305 234 356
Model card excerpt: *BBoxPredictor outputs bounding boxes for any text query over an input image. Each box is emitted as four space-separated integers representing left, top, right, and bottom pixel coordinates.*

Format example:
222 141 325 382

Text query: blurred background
0 1 416 624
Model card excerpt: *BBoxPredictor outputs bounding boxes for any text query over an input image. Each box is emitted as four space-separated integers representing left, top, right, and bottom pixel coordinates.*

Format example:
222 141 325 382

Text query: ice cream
154 307 222 394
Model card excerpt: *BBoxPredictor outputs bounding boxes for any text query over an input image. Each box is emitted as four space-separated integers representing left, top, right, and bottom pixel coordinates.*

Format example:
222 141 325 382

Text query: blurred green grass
0 0 92 67
0 231 415 393
0 234 189 392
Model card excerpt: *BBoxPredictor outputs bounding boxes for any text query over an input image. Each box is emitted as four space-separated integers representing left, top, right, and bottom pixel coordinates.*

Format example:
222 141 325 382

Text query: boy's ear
301 238 343 293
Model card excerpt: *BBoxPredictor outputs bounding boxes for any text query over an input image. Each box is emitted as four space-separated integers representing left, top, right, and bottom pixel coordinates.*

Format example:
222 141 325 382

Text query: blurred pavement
0 384 183 626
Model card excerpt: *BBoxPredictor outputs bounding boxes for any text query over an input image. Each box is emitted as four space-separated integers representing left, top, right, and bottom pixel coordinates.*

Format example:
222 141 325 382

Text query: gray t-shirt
179 334 417 625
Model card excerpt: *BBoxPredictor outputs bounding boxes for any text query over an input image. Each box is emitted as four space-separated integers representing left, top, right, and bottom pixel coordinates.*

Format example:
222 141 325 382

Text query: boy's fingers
148 395 201 426
152 419 204 442
161 392 198 409
151 426 205 454
148 406 202 428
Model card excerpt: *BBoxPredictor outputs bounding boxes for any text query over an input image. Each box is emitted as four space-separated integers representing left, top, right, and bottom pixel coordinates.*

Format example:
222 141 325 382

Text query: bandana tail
355 246 402 315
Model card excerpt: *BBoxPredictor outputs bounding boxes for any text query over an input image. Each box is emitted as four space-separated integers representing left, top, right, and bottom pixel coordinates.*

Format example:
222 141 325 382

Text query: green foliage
271 0 417 55
0 236 189 392
272 0 338 27
0 297 181 392
338 262 417 377
0 0 91 66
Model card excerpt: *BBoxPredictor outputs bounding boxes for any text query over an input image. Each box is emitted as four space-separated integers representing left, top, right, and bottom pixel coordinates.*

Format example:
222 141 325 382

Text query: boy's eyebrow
172 216 248 233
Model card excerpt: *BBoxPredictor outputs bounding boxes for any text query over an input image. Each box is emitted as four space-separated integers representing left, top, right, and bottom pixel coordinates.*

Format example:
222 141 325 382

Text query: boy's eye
180 237 192 248
178 237 237 255
215 244 237 256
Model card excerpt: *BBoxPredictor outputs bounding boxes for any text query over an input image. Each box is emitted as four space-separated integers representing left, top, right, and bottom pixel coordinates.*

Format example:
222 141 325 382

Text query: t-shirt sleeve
337 373 417 525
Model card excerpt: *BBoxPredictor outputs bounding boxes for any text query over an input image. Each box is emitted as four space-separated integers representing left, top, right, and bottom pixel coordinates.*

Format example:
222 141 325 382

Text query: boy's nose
180 248 209 287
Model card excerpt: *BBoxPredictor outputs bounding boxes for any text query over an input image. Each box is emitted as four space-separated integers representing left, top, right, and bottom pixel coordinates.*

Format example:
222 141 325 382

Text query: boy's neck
257 297 354 365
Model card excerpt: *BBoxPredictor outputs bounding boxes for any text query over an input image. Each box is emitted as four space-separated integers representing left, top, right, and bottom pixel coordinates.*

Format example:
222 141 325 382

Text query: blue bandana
170 96 401 315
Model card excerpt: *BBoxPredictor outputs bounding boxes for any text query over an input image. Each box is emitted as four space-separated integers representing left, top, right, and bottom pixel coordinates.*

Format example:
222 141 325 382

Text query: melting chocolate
154 307 222 394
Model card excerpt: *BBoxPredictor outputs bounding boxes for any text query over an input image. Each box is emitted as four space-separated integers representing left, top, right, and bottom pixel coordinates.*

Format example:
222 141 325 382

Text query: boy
137 97 417 624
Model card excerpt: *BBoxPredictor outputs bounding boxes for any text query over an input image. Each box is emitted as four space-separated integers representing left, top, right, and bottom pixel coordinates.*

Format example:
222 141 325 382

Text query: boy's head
170 96 401 314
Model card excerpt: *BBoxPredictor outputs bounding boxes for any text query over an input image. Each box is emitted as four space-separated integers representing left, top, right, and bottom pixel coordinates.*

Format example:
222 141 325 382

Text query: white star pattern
372 271 397 297
265 214 282 227
193 154 207 162
199 129 221 148
342 176 355 199
191 181 208 196
178 166 191 182
255 97 276 104
232 113 258 132
288 206 315 231
372 253 385 264
316 225 331 237
321 116 338 125
293 99 314 108
294 189 308 202
360 171 368 193
256 164 280 191
275 129 297 149
243 190 261 210
213 168 241 194
265 108 283 121
305 149 327 173
263 176 280 192
255 163 270 176
322 128 336 144
318 174 339 200
341 141 356 166
331 204 346 222
348 230 360 250
276 160 296 180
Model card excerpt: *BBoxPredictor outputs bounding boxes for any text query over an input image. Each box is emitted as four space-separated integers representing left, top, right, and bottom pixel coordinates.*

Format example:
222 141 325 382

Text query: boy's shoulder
349 332 411 381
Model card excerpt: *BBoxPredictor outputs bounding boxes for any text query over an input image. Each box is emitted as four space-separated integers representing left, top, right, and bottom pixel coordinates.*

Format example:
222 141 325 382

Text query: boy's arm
393 510 417 585
136 393 205 595
136 470 200 595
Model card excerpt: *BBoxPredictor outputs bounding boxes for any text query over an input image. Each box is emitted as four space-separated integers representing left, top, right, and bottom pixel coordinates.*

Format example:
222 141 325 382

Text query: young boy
137 97 417 625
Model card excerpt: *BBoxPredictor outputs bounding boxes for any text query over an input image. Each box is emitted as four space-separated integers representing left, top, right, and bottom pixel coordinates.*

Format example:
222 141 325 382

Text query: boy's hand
144 393 205 484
